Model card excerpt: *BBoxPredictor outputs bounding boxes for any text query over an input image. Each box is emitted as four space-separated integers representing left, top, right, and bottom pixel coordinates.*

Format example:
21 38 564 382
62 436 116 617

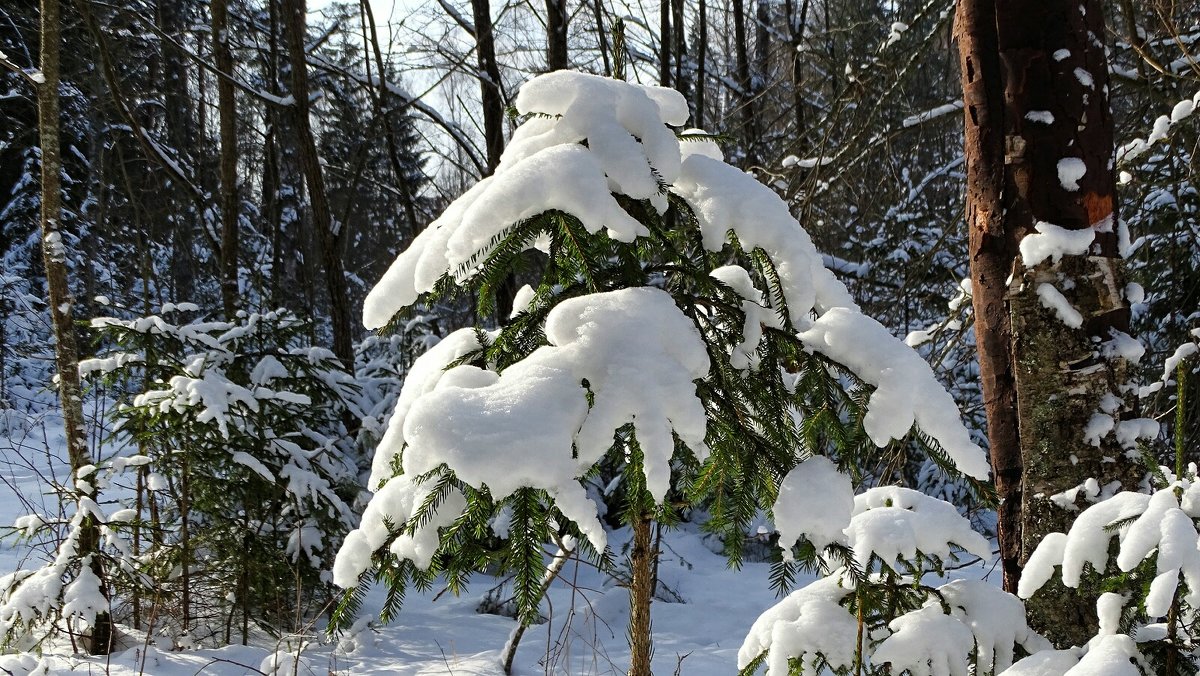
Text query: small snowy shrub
740 473 1048 675
333 70 991 670
69 308 364 642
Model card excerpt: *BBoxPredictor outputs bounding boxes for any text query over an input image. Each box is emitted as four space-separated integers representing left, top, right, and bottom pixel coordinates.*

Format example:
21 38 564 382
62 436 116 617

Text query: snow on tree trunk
996 0 1142 647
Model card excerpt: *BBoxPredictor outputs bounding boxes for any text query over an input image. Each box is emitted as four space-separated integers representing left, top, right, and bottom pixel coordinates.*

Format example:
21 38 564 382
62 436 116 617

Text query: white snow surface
797 311 991 479
1056 158 1087 191
341 287 711 585
737 574 858 675
1019 221 1096 267
1019 491 1157 598
1036 283 1084 328
939 579 1051 673
846 486 992 569
771 456 853 556
872 603 975 676
710 265 784 370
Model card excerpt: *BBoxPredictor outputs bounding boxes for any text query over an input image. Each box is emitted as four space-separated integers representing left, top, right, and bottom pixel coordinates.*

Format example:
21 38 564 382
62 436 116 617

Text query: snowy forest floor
0 410 996 675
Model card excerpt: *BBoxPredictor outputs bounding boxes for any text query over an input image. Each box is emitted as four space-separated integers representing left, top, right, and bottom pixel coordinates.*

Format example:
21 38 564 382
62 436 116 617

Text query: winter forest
0 0 1198 673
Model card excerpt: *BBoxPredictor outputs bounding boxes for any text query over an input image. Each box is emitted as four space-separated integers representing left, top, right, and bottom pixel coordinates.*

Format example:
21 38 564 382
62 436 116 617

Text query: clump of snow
771 456 853 556
339 288 710 585
1019 490 1171 599
1056 158 1087 191
1026 111 1055 124
710 265 783 370
737 575 858 675
939 580 1051 673
1019 221 1096 267
509 284 537 318
872 604 975 676
363 72 689 329
1001 649 1081 675
845 486 991 570
797 311 991 479
367 328 484 488
672 153 858 320
1036 283 1084 328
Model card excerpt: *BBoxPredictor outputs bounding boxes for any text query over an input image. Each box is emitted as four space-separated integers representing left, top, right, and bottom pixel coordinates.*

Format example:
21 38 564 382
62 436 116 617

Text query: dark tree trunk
1001 0 1137 648
732 0 757 165
788 0 809 151
213 0 239 318
671 0 685 97
659 0 671 86
593 0 611 76
695 0 707 128
545 0 569 71
283 0 354 366
628 514 655 676
470 0 505 174
957 0 1140 647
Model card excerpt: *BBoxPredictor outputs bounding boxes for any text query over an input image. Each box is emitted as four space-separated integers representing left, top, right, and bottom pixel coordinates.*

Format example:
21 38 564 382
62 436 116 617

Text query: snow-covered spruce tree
331 71 991 674
71 308 363 644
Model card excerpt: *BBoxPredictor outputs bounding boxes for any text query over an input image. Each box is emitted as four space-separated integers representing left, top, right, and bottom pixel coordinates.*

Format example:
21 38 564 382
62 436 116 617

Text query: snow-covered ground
0 412 815 675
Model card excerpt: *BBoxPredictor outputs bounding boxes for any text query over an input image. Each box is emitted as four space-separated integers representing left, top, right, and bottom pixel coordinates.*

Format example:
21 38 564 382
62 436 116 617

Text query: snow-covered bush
740 469 1048 675
27 308 366 644
332 70 990 671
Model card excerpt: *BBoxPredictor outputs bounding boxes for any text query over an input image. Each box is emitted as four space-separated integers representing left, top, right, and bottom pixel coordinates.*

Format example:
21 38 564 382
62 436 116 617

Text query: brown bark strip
953 0 1023 594
628 514 655 676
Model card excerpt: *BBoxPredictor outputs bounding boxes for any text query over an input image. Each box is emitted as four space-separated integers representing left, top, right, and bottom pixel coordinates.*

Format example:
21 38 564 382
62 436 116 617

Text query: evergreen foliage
332 72 988 672
24 308 368 645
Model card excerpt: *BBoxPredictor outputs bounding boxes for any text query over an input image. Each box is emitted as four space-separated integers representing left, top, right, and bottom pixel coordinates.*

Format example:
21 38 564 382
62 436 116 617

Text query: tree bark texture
39 0 113 654
470 0 505 174
658 0 671 87
694 0 707 128
957 0 1139 647
214 0 240 319
788 0 809 152
283 0 354 366
953 0 1023 595
628 514 655 676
